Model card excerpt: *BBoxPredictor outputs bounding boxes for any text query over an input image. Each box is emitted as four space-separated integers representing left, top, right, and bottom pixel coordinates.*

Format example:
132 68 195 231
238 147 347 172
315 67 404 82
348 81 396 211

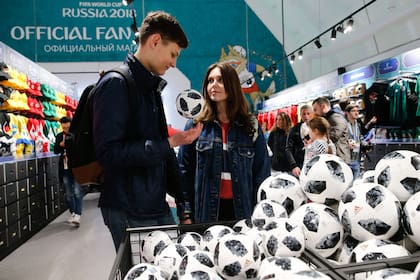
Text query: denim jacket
177 119 271 223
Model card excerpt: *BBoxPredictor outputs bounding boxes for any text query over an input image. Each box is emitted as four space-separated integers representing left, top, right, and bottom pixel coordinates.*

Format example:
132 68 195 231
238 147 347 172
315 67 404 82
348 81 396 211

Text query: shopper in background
54 117 83 227
312 97 350 164
285 105 313 177
261 120 270 142
303 116 336 164
177 62 271 223
268 111 292 173
92 11 203 251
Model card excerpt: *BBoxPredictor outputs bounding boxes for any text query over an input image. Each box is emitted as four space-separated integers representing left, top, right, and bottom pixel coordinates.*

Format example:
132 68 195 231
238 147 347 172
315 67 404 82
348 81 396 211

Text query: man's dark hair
60 117 71 124
139 11 188 48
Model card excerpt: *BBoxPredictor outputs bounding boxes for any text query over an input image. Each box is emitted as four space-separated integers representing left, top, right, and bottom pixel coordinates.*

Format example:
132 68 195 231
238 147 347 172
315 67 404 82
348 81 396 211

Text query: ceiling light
290 54 296 64
331 28 337 40
344 18 354 34
336 24 345 33
298 50 303 59
122 0 134 6
314 39 322 49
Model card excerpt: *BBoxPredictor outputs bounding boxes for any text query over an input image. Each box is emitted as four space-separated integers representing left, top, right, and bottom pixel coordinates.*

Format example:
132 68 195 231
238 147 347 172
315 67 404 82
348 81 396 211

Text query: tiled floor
0 192 116 280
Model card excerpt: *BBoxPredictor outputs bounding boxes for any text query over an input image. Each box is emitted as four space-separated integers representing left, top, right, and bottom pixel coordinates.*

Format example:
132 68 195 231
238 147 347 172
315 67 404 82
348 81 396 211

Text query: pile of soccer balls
124 151 420 279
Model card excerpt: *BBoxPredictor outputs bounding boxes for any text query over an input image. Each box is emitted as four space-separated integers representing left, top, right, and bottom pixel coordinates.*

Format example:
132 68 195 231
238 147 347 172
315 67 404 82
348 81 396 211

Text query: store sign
341 65 375 85
377 58 399 75
1 0 138 62
402 48 420 69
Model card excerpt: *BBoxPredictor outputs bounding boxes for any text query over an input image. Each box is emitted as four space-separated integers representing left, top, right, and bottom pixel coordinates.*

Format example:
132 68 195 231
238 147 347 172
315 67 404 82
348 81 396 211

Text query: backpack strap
107 65 138 114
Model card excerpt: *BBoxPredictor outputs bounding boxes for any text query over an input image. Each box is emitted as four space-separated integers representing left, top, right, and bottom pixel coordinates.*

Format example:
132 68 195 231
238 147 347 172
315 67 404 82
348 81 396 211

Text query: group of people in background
55 10 379 251
264 96 377 180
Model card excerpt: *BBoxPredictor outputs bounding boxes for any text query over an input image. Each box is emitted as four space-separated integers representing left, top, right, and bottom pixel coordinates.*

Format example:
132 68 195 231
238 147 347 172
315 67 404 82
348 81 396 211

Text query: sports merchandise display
260 217 305 257
123 263 165 280
175 89 205 119
290 203 343 258
257 173 306 215
140 230 173 264
154 243 189 280
338 183 402 242
374 150 420 202
402 191 420 246
350 239 410 263
214 232 261 280
177 232 203 252
251 199 288 229
300 154 353 204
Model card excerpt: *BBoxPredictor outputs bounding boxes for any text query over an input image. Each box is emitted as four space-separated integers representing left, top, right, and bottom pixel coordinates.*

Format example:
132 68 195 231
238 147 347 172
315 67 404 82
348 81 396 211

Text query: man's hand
292 167 301 177
168 122 203 148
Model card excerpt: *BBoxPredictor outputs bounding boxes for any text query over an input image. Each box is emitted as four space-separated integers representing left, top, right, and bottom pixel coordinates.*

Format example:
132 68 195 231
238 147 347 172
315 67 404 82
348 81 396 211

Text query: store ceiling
245 0 420 84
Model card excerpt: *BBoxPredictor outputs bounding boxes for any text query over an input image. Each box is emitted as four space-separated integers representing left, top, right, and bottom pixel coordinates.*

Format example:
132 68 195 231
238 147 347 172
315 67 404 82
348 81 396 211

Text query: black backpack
65 65 137 186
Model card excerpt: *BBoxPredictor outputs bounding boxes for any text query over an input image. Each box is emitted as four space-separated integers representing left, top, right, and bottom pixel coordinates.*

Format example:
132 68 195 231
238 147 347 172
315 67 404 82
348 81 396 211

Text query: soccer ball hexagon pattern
374 150 420 202
175 89 205 119
300 154 353 204
338 183 402 242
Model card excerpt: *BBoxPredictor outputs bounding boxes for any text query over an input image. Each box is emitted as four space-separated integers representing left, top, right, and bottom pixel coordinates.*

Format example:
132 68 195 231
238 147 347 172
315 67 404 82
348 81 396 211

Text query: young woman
177 62 271 223
267 111 292 173
303 116 336 164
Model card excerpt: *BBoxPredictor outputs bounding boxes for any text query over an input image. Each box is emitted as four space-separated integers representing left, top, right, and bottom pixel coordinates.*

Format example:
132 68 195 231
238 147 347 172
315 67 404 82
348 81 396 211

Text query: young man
344 104 363 179
92 11 202 250
312 97 351 164
54 117 83 226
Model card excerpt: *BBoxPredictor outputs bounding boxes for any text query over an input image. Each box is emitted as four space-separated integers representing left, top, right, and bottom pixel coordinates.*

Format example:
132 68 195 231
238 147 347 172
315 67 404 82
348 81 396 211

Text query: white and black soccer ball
176 89 205 119
257 173 306 215
180 270 223 280
251 199 288 229
243 227 265 260
177 232 203 252
233 219 253 233
140 230 173 263
257 256 311 279
300 154 353 204
338 183 402 242
155 243 189 280
202 225 234 255
178 250 216 277
362 170 376 183
261 217 305 257
289 270 332 280
214 232 261 280
374 150 420 202
414 261 420 280
124 263 165 280
402 191 420 247
350 239 410 263
289 203 343 258
365 268 413 280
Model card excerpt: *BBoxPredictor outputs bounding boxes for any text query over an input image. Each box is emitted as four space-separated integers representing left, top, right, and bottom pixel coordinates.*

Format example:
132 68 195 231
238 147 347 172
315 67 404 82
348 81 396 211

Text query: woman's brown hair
271 112 292 133
196 62 254 136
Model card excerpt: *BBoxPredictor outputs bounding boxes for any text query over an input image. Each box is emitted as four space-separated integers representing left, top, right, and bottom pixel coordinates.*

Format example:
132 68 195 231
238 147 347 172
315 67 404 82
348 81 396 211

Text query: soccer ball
338 183 402 242
402 191 420 246
233 219 253 233
202 225 234 255
335 235 360 264
374 150 420 202
365 268 413 280
260 217 305 257
251 199 288 229
289 203 343 258
362 170 376 183
140 230 173 263
289 270 332 280
178 250 216 277
123 263 165 280
181 270 223 280
243 227 265 259
175 89 205 119
257 256 311 279
414 262 420 280
350 239 410 263
257 173 306 215
214 232 261 280
300 154 353 204
177 232 203 252
154 243 189 279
